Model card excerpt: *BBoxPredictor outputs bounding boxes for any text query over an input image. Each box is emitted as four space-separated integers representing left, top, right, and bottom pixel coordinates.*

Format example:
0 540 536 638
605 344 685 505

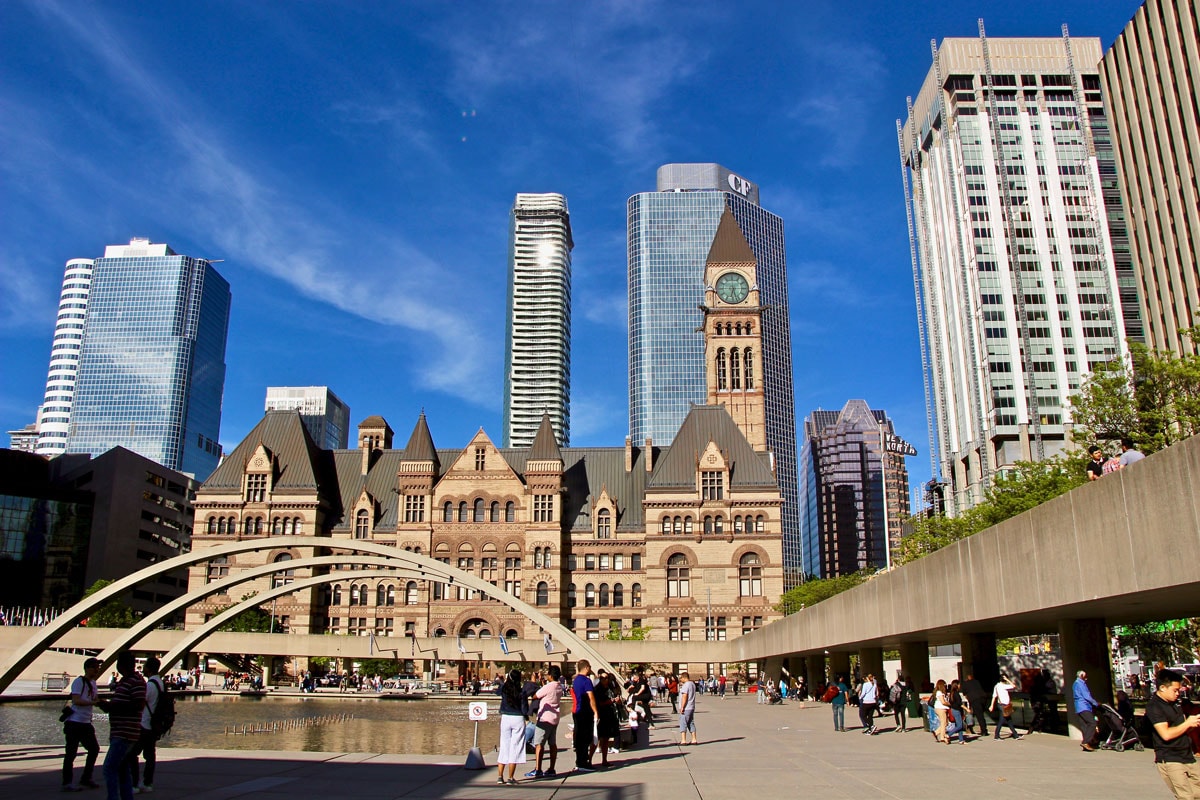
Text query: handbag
1003 702 1013 717
59 705 73 722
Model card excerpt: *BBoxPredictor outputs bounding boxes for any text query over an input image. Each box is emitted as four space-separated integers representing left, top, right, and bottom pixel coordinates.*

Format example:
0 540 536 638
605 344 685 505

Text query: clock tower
703 207 768 451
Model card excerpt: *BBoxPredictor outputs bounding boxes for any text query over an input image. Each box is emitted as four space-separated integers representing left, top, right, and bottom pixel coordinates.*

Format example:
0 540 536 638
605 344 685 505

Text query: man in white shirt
990 675 1023 740
62 657 102 792
129 656 164 792
678 672 698 745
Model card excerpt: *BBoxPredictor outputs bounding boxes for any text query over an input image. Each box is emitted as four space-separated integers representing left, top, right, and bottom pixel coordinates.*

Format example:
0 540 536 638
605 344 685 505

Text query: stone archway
0 535 618 692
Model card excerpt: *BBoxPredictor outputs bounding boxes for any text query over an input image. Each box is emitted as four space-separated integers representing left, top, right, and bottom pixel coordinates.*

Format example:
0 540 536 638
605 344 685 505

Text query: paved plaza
0 694 1173 799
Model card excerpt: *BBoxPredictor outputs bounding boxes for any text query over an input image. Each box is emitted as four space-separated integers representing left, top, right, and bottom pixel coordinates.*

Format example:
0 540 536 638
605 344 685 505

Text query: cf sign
727 173 753 196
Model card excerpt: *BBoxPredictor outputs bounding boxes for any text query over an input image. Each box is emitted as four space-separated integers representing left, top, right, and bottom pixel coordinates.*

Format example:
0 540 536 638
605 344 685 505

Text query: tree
214 593 272 633
776 570 875 615
605 624 652 641
81 579 138 628
1071 332 1200 453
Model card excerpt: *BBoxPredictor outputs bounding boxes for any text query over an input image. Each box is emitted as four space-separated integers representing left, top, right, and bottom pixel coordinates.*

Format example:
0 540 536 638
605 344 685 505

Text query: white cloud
27 0 495 404
789 40 888 168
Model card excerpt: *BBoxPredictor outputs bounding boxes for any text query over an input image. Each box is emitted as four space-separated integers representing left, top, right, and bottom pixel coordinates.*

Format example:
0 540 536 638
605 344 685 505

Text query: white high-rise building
35 258 94 456
900 31 1135 513
264 386 351 450
503 193 573 448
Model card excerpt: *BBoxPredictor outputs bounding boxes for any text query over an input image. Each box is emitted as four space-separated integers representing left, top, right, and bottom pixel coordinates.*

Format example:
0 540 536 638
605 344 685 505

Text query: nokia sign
727 173 754 197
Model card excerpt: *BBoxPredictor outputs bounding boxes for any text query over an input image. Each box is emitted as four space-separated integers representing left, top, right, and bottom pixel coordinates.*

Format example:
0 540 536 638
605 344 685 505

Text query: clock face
715 272 749 304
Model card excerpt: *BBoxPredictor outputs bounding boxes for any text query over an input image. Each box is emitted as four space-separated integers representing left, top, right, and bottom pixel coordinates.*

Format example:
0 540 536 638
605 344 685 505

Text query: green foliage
775 570 875 615
356 658 402 676
1071 333 1200 453
214 593 272 633
895 456 1085 566
82 579 138 628
605 625 652 641
1113 619 1200 667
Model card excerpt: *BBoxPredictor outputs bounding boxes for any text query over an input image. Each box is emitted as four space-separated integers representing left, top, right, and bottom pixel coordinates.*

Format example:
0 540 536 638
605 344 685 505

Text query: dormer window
596 509 612 539
354 509 370 539
701 470 724 501
246 473 267 503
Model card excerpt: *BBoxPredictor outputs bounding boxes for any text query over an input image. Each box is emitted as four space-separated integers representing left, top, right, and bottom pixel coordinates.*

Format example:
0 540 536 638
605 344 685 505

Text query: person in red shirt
102 652 146 800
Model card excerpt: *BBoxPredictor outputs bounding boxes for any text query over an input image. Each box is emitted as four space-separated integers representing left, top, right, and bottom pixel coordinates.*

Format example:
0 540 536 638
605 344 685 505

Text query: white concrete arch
98 555 453 664
0 535 617 692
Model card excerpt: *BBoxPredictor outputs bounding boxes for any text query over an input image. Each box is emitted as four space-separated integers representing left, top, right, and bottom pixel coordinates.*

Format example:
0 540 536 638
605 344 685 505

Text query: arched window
217 517 227 535
349 584 360 605
745 322 753 334
272 517 282 535
744 348 754 389
734 515 743 533
730 347 741 389
599 583 610 607
490 501 500 522
567 583 577 608
716 348 728 390
533 547 543 568
254 517 263 534
543 547 552 568
756 515 766 532
283 518 293 535
387 584 396 605
536 581 549 607
714 516 724 535
293 517 303 535
704 516 713 534
613 583 624 607
244 518 253 535
661 517 671 535
272 553 294 588
667 554 690 597
584 583 596 607
355 509 370 539
631 583 643 607
673 516 683 535
376 585 388 606
332 585 342 605
474 498 485 522
358 583 369 605
405 581 418 605
739 552 763 596
443 502 453 522
735 322 743 335
684 516 693 535
597 509 611 539
207 517 217 534
505 502 515 522
458 502 469 522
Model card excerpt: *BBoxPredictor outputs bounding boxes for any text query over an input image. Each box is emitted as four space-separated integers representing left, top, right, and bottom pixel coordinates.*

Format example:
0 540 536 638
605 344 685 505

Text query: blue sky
0 0 1144 499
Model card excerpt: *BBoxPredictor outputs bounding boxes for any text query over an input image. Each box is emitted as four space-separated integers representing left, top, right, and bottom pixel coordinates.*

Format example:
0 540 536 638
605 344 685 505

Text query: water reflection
0 696 506 755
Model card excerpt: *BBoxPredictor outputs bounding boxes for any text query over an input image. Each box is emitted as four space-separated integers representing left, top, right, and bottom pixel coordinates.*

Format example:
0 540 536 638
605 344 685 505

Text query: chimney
624 436 633 472
644 437 654 473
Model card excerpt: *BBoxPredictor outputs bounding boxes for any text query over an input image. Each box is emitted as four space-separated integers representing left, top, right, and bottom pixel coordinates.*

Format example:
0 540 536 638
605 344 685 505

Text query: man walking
990 674 1022 740
1146 669 1200 798
1073 670 1101 751
129 656 164 792
103 652 146 800
962 674 989 737
678 671 698 745
62 657 102 792
570 660 597 773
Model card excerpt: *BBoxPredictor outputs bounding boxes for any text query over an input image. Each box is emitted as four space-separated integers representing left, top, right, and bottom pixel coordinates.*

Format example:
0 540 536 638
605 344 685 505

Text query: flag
369 632 376 655
543 632 554 654
410 635 416 658
457 636 467 655
499 636 510 656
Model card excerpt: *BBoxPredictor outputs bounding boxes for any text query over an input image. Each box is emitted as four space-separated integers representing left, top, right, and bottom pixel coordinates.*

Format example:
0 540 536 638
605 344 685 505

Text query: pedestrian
1147 669 1200 798
128 656 163 793
667 675 679 713
718 674 727 698
1073 670 1101 752
890 674 908 732
962 673 989 737
62 657 102 792
932 679 950 743
990 674 1022 740
756 675 766 704
627 672 653 727
495 669 529 785
947 679 966 744
1087 445 1106 480
571 660 598 773
103 651 146 800
527 665 562 779
593 670 621 767
1119 437 1146 468
677 671 698 745
859 674 879 734
831 674 848 732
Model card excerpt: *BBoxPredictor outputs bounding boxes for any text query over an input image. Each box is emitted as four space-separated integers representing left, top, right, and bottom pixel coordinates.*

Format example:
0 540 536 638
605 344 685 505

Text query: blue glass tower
65 239 231 480
628 164 800 585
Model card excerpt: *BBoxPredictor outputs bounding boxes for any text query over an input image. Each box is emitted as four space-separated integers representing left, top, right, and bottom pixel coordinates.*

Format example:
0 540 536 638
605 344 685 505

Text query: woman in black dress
592 671 621 768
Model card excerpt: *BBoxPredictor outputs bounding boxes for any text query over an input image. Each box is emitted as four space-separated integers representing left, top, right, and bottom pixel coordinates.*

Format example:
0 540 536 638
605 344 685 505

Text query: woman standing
496 670 530 785
593 671 621 768
667 675 679 713
947 680 966 744
933 679 950 744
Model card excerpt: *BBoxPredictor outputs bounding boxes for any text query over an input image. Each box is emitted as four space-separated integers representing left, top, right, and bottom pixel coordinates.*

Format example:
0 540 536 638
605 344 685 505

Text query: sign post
465 701 488 769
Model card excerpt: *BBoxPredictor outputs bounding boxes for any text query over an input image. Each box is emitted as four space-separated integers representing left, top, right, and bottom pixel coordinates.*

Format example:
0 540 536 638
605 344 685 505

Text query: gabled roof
528 413 563 462
647 405 776 490
204 410 327 491
402 413 439 468
706 206 756 265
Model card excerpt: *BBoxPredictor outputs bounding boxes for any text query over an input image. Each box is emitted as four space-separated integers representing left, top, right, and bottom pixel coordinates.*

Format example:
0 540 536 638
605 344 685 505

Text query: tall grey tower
503 193 573 448
900 30 1134 514
628 164 801 586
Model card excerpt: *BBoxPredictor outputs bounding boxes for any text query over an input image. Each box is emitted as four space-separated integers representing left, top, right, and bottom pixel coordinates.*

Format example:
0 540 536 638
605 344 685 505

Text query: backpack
149 677 177 739
889 683 903 704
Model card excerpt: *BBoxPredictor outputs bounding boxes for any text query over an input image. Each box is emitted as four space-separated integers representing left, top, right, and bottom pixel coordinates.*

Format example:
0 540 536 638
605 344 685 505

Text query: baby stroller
1097 703 1143 752
767 688 784 705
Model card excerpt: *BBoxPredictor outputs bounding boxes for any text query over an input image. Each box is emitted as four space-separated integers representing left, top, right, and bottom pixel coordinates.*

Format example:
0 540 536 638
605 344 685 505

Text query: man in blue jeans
570 660 597 773
102 652 146 800
831 675 848 731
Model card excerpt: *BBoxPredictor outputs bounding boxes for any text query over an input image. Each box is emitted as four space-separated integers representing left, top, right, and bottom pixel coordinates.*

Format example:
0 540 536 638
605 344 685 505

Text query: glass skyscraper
265 386 351 450
503 193 573 448
901 34 1134 513
628 164 800 584
63 238 231 480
